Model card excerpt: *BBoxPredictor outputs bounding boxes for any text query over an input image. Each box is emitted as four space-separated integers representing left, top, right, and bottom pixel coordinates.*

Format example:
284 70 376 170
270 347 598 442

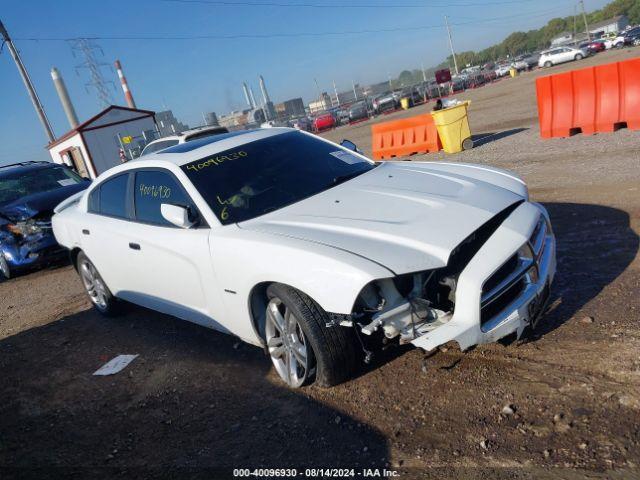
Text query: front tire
0 255 11 281
575 54 583 60
265 283 357 388
76 251 119 316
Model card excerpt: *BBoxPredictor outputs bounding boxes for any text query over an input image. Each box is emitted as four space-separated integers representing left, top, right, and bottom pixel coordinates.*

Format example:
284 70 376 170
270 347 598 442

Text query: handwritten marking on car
138 183 171 199
185 150 247 173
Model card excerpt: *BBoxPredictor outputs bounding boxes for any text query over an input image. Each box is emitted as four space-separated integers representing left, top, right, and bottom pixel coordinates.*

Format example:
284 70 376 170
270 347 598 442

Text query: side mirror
161 204 195 229
340 139 361 153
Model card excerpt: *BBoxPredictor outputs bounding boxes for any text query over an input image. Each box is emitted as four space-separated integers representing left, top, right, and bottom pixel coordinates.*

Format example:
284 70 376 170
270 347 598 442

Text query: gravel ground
1 48 639 479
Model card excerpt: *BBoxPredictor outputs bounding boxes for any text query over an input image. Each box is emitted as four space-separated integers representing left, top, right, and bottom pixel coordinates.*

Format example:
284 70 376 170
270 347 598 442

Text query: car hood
0 183 88 222
238 162 525 274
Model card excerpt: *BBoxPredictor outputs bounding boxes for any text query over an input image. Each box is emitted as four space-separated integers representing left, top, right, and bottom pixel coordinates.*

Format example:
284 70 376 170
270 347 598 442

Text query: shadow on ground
0 306 389 476
533 202 638 337
471 128 528 147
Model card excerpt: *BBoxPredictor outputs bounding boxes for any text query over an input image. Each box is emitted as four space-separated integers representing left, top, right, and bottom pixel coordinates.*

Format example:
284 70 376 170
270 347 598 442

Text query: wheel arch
247 281 325 346
69 247 83 271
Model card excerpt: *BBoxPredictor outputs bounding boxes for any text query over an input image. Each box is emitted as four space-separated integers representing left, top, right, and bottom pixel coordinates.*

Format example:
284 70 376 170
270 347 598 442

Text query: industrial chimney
248 86 257 110
50 67 79 129
242 82 254 109
114 59 136 108
259 75 270 104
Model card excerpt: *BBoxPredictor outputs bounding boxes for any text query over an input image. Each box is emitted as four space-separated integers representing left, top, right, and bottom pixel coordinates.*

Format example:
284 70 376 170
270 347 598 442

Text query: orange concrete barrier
371 114 442 160
536 57 640 138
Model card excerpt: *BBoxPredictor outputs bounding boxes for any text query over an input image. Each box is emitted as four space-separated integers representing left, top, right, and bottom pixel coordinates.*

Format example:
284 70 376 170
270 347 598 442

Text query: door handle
129 242 141 250
82 229 90 235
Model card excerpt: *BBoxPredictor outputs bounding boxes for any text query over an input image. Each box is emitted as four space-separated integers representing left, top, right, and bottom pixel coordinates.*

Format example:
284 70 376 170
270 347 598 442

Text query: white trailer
47 105 156 179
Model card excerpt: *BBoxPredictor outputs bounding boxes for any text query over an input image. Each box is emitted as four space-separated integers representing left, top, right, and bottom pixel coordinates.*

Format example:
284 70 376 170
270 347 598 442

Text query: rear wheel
265 283 358 388
76 251 119 316
544 61 552 67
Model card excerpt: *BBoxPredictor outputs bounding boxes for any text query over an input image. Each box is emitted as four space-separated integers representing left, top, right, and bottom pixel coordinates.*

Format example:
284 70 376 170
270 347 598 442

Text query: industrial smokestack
248 86 257 110
259 75 270 104
242 82 254 108
50 67 79 129
114 59 136 108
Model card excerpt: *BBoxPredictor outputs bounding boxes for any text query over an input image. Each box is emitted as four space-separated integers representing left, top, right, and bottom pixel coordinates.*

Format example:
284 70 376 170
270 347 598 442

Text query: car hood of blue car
0 183 88 222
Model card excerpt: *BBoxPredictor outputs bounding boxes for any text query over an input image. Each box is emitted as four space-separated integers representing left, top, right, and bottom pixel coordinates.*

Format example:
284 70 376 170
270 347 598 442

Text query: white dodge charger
52 128 556 388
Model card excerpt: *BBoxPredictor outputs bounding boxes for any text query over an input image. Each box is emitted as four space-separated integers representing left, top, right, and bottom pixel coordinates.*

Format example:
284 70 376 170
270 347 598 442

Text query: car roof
0 161 60 178
135 128 293 166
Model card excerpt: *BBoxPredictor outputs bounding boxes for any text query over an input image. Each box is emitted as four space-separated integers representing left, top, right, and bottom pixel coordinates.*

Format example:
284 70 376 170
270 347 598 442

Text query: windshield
0 166 83 206
181 131 376 225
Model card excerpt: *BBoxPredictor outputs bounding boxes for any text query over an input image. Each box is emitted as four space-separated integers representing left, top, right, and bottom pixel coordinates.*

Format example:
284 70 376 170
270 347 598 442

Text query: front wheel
0 255 11 281
76 251 119 316
575 54 583 60
265 283 357 388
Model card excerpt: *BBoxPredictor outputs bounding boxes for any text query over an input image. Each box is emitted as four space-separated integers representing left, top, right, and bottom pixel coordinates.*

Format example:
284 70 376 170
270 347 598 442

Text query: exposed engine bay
326 200 556 360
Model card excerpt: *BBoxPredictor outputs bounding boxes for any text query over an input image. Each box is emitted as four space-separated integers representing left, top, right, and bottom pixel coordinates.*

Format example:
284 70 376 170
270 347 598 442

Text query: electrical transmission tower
69 38 115 107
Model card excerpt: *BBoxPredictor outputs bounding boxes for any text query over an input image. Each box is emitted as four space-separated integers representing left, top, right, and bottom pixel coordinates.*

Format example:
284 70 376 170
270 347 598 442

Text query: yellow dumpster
509 67 518 78
431 101 473 154
400 97 411 110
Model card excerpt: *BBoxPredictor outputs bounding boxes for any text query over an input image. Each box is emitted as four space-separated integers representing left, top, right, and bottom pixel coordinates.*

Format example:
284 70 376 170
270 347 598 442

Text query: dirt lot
2 48 640 479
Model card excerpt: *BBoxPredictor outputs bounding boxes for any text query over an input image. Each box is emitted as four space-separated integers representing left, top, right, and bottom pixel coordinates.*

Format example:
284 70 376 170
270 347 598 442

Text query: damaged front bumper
0 222 66 274
411 202 556 352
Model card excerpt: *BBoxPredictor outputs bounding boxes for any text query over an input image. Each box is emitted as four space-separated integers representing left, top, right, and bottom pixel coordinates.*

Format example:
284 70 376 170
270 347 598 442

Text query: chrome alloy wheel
79 259 108 310
265 297 310 388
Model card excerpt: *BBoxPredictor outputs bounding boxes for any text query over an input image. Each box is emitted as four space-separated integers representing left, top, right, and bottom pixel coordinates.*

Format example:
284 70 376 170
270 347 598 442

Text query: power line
12 7 569 43
162 0 540 7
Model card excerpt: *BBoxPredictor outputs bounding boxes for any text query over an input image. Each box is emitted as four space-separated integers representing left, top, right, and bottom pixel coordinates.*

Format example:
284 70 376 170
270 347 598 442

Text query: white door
121 168 225 329
82 173 139 294
560 48 574 63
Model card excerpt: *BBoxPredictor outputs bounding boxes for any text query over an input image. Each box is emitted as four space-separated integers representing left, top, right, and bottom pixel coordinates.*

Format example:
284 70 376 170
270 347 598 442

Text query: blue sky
0 0 608 164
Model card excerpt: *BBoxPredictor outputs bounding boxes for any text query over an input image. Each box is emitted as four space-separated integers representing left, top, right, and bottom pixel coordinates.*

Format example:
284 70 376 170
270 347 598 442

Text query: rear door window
98 174 130 218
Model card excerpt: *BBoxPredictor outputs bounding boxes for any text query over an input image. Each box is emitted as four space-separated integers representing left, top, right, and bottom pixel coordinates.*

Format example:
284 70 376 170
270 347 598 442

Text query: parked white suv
539 47 588 67
140 125 228 156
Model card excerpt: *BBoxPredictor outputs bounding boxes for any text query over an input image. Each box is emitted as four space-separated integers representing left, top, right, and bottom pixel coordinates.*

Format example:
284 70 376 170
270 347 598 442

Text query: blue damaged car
0 161 89 280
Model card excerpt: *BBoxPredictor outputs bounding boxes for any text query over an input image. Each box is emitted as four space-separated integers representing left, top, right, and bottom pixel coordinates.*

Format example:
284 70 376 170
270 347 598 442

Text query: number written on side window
134 170 192 226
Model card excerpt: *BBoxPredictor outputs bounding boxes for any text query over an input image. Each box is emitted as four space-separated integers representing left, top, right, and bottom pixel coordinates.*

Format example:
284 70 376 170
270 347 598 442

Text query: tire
575 54 583 60
76 251 120 316
265 283 358 388
544 61 552 67
0 254 10 281
462 137 474 151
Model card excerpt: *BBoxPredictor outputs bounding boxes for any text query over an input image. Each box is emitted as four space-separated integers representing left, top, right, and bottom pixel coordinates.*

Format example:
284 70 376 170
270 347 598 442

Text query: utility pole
580 0 591 42
332 79 340 107
387 73 393 90
421 63 427 82
0 19 55 142
444 15 459 75
573 5 577 41
351 80 358 101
